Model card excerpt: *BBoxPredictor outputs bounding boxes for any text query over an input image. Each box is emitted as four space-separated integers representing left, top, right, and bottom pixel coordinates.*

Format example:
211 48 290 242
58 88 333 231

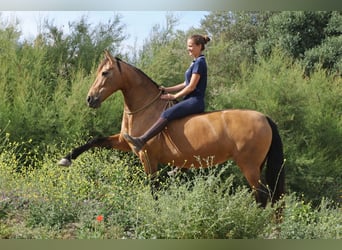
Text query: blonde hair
189 35 211 51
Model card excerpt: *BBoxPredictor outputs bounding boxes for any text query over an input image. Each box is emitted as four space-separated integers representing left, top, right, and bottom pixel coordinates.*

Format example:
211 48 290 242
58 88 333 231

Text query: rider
124 34 210 153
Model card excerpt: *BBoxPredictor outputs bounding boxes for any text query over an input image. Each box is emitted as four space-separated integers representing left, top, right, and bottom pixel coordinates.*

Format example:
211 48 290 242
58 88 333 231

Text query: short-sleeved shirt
184 55 207 99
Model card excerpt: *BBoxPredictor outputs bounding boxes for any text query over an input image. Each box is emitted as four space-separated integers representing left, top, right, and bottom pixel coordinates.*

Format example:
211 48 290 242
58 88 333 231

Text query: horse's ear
104 50 115 65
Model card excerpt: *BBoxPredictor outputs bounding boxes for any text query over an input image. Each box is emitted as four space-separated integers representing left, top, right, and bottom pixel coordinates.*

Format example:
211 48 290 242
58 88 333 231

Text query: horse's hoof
58 158 72 167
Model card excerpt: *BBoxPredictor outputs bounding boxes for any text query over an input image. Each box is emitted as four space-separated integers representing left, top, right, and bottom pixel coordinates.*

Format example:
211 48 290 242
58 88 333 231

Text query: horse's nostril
87 96 92 104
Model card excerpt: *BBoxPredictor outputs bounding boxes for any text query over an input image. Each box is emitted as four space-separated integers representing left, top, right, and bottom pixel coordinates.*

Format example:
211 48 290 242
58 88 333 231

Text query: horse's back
173 109 271 138
157 109 272 167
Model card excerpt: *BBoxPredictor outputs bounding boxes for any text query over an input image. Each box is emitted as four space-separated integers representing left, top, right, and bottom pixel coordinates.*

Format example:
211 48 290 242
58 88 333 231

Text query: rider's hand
159 86 166 93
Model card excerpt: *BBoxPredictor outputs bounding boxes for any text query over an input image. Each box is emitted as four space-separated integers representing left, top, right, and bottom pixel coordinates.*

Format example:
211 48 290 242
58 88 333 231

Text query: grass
0 139 341 239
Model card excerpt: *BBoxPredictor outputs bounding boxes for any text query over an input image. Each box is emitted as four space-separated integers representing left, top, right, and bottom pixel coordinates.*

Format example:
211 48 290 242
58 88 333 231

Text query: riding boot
124 117 168 153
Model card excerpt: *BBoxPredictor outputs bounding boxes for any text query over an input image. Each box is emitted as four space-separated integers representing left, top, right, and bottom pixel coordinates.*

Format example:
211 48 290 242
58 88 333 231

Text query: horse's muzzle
87 95 101 108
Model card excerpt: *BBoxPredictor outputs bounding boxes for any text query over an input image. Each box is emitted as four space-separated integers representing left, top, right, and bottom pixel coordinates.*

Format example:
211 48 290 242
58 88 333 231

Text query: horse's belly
161 121 235 167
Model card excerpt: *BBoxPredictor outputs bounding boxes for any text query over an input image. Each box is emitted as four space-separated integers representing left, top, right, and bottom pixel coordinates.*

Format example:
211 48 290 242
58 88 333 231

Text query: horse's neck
122 79 159 111
120 67 164 133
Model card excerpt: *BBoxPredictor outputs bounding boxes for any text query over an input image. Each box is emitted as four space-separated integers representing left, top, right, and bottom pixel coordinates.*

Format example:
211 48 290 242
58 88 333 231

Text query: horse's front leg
58 134 130 166
138 151 161 200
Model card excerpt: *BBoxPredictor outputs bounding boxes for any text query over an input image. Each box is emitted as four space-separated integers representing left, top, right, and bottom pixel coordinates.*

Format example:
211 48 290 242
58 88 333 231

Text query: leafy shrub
134 171 274 239
278 195 341 239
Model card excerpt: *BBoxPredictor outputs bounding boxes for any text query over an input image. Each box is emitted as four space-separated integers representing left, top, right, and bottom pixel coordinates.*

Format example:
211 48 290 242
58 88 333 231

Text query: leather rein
124 90 163 115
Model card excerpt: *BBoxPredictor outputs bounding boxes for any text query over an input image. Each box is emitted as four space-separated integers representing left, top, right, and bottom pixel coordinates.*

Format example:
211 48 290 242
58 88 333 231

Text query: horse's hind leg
58 134 130 166
243 169 267 206
236 159 268 207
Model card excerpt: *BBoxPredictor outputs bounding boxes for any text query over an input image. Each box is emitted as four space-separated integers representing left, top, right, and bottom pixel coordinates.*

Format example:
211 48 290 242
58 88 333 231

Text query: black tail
265 117 285 204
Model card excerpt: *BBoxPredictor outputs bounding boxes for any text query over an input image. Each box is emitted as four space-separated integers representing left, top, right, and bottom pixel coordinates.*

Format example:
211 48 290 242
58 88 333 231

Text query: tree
257 12 333 59
201 11 274 47
199 11 276 89
0 14 21 106
0 13 128 149
39 14 127 78
255 11 342 75
137 13 188 86
303 12 342 76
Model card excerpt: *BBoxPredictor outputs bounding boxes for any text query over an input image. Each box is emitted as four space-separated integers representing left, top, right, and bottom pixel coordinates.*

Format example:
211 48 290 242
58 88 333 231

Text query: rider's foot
123 133 145 153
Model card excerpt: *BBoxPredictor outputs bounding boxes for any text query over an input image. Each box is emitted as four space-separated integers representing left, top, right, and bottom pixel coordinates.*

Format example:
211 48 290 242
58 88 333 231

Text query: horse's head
87 50 123 108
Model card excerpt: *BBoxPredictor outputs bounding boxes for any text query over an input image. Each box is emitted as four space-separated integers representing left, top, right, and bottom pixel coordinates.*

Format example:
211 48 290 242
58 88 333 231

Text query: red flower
96 215 104 222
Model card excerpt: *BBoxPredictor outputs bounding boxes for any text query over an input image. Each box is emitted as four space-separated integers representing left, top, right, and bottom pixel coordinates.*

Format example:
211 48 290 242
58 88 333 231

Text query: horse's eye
102 71 109 77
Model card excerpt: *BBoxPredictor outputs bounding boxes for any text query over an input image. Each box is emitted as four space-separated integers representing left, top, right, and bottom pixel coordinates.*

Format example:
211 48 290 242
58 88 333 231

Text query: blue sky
1 11 208 50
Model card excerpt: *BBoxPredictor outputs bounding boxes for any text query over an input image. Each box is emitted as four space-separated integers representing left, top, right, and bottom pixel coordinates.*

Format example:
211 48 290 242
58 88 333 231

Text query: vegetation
0 11 341 238
1 143 341 239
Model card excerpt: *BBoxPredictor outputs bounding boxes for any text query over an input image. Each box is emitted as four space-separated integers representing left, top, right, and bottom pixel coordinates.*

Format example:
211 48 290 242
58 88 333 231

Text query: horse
59 50 285 207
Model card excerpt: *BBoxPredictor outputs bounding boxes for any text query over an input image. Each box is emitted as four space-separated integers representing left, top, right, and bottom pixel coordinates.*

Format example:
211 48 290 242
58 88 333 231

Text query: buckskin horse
59 51 285 207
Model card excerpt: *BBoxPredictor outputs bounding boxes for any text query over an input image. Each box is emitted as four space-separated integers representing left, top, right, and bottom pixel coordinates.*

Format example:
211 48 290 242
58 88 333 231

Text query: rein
124 90 163 115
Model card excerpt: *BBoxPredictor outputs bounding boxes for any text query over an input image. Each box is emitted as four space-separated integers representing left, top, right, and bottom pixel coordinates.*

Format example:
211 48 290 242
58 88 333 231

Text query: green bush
135 171 273 239
278 195 341 239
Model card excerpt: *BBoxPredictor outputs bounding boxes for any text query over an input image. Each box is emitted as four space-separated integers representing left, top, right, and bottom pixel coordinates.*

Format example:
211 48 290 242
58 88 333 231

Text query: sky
1 11 209 51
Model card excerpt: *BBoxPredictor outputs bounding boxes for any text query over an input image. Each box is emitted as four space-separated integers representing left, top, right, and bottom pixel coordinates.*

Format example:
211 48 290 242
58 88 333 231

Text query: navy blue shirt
184 55 207 99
